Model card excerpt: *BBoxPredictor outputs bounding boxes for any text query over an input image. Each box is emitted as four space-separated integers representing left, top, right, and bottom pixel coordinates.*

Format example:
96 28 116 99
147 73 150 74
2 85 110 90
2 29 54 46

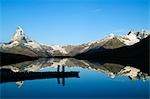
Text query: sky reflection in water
0 58 149 98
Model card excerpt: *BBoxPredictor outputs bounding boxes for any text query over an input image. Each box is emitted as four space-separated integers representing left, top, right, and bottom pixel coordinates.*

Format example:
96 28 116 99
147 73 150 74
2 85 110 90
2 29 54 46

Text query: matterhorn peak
16 26 24 33
11 26 28 43
109 33 115 37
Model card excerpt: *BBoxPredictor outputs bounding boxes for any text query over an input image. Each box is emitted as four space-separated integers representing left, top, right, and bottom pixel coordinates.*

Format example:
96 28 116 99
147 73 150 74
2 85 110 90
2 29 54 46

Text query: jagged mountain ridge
0 27 66 57
0 26 149 57
64 29 149 56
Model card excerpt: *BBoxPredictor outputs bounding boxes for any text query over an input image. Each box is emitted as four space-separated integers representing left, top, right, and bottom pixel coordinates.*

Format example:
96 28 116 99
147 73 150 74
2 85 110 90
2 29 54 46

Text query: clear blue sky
1 0 149 45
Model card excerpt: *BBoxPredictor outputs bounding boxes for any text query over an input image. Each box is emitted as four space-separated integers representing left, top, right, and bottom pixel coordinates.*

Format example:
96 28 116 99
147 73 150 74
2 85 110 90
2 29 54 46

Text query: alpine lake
0 58 149 98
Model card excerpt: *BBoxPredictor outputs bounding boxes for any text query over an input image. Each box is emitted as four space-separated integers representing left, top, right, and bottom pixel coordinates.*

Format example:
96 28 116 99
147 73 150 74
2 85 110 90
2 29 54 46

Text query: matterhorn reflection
0 58 149 88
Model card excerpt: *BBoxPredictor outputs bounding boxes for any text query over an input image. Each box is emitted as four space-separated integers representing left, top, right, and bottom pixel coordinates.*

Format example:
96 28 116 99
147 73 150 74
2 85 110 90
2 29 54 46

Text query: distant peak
11 26 28 43
127 29 136 35
16 26 24 34
109 33 115 37
17 26 23 30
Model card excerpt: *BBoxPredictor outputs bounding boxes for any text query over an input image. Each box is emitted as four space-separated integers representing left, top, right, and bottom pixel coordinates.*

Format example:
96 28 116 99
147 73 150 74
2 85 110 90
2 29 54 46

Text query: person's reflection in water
57 65 65 86
57 65 60 84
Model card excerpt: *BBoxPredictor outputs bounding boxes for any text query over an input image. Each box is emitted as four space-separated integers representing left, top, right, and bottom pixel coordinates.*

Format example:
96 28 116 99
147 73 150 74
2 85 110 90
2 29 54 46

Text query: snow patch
24 41 42 49
50 59 68 68
1 41 19 48
119 34 140 45
24 64 42 72
87 33 115 46
11 26 25 42
51 45 67 54
118 66 140 79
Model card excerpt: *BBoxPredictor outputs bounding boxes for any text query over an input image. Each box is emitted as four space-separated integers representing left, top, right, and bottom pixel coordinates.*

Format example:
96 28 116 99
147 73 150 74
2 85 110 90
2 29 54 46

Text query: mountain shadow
0 52 38 66
75 36 150 74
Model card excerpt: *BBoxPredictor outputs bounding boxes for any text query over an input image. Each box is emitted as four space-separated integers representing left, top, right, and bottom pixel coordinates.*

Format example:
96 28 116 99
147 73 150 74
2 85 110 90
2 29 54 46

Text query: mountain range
0 26 149 58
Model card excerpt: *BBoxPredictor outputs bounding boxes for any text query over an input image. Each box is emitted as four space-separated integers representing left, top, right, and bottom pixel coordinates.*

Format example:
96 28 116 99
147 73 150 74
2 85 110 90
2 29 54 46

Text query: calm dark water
0 58 150 98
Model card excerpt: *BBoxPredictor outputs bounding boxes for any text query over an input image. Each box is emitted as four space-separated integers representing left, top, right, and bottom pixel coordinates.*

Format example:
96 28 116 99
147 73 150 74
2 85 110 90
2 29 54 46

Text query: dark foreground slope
75 36 150 74
0 52 38 66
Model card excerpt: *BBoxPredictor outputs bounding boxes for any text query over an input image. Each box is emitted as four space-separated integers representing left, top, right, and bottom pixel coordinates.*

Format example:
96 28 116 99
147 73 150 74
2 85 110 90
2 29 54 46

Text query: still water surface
0 58 149 98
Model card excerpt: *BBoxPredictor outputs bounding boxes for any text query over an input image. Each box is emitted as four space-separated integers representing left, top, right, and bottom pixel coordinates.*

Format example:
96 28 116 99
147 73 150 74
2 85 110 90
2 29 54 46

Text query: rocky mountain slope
70 29 149 56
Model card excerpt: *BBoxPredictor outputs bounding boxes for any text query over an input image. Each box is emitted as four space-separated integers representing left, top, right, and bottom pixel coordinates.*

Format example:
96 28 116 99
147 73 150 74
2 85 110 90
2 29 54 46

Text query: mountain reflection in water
0 58 149 98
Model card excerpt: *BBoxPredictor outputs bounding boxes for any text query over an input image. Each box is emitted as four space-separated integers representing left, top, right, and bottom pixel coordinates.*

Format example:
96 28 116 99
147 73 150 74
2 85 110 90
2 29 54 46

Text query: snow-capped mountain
118 29 149 45
51 45 67 54
66 29 149 56
0 26 149 57
0 26 66 57
62 33 123 56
